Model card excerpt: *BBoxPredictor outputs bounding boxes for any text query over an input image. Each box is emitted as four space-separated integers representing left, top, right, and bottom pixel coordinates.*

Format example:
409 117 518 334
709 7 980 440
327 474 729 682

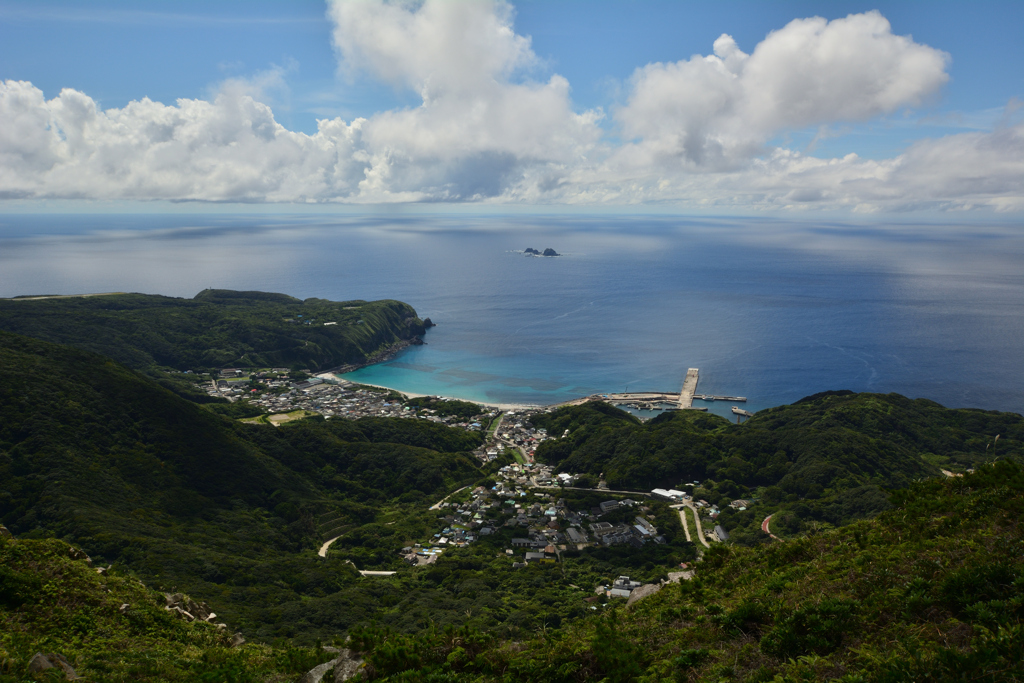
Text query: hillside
532 394 1022 543
0 535 337 682
346 460 1024 682
0 289 429 373
0 331 486 640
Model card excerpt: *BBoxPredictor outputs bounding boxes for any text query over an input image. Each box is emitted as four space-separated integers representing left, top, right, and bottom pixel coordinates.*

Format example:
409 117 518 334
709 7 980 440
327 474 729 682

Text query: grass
241 409 317 423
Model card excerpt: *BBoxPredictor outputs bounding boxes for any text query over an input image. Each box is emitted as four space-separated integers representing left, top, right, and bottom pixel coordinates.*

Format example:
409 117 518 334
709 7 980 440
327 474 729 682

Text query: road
429 486 469 511
684 502 712 547
761 514 779 541
670 504 692 542
318 536 342 558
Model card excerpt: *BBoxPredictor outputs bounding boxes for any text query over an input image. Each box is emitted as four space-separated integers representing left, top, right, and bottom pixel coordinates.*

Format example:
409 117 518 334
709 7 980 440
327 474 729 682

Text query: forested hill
0 289 429 372
0 331 483 636
347 461 1024 682
534 393 1022 542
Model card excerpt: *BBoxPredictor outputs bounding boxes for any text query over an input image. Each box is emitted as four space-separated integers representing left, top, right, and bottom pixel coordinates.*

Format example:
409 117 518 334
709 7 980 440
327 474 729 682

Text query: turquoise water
1 213 1022 414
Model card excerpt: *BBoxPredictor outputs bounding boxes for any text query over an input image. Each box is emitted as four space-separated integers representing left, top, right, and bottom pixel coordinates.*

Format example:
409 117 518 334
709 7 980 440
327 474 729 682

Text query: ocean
1 212 1021 417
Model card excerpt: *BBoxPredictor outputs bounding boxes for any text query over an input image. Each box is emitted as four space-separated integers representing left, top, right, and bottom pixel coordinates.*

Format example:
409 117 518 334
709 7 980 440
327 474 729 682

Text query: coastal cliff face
0 289 430 372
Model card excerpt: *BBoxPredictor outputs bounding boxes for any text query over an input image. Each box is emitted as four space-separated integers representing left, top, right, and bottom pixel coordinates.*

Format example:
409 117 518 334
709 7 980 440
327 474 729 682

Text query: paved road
318 536 342 558
429 486 469 511
761 514 779 541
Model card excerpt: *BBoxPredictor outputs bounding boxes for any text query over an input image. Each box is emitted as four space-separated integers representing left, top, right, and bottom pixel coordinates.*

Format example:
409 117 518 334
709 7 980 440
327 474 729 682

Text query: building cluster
419 482 667 568
205 370 495 426
490 410 553 461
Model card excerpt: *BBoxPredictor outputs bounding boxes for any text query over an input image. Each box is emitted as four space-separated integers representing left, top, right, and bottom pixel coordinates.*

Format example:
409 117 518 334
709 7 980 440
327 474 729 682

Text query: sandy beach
325 375 544 412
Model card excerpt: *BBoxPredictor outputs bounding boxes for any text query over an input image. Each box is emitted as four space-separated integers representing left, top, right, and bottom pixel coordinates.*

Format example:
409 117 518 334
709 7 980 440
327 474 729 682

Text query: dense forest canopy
532 395 1022 543
0 289 429 372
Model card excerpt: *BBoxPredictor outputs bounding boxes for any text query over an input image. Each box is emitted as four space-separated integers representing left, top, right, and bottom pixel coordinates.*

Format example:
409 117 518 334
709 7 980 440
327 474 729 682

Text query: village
207 367 716 600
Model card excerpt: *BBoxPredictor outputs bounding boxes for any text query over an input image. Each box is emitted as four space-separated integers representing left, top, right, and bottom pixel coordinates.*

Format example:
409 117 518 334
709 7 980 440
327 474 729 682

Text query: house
524 552 553 563
715 525 730 542
566 528 587 544
599 500 620 514
609 575 642 598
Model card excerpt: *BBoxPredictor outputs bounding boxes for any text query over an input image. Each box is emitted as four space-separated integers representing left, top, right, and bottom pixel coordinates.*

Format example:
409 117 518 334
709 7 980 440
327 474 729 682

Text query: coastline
330 376 544 412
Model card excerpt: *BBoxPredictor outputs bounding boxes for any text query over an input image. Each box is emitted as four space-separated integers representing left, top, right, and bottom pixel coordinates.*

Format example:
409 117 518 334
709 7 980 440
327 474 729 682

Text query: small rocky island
524 247 560 257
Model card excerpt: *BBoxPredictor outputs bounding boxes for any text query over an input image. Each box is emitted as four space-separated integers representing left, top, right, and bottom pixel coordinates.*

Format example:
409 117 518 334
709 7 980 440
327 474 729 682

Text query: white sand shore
329 376 543 412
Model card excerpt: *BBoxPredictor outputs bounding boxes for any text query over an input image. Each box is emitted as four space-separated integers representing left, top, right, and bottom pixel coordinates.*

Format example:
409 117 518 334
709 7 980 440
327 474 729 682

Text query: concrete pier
678 368 699 409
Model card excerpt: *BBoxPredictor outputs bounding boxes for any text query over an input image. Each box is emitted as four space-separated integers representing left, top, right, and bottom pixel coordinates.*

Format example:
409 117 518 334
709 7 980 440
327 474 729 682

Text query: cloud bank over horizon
1 0 1022 212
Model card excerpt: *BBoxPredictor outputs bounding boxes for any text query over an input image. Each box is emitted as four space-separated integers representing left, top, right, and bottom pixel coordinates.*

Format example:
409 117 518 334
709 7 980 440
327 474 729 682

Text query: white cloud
0 4 1022 213
614 11 950 169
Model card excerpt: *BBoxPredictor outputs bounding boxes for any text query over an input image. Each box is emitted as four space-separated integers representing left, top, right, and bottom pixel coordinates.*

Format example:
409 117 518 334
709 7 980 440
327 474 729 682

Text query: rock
0 524 13 540
28 653 80 680
542 248 560 257
626 583 662 607
67 547 92 566
524 247 540 255
27 654 54 673
119 603 130 614
163 592 214 623
230 633 246 648
422 317 435 328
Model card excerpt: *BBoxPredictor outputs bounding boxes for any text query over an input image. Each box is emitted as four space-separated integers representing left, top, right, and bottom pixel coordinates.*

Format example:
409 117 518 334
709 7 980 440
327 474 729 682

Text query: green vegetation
321 461 1024 682
4 295 1024 681
0 289 429 373
0 331 489 641
533 395 1022 543
0 535 334 682
405 396 487 420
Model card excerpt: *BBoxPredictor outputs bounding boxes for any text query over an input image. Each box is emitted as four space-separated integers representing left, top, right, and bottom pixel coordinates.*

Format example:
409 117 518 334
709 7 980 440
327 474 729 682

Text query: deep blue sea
1 213 1021 417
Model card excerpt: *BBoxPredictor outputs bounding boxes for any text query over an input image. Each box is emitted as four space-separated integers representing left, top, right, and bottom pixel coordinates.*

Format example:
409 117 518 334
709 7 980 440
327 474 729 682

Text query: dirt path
671 504 692 542
685 503 712 548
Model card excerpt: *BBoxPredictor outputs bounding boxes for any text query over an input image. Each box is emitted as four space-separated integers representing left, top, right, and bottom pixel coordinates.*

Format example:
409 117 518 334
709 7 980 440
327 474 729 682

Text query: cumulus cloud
0 3 1022 212
326 0 601 200
615 11 950 169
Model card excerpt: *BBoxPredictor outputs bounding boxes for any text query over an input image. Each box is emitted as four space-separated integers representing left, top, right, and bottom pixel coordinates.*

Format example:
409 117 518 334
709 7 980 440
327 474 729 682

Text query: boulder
626 583 662 607
28 653 80 680
0 524 13 540
67 547 92 566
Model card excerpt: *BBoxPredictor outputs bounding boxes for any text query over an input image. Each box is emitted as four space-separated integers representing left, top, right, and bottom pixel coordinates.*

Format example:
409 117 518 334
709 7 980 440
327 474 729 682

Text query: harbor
598 369 749 419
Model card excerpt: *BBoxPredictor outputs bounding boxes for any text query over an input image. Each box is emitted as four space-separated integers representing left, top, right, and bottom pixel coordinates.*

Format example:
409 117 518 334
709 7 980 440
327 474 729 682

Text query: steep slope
0 289 429 372
0 331 483 638
0 534 338 682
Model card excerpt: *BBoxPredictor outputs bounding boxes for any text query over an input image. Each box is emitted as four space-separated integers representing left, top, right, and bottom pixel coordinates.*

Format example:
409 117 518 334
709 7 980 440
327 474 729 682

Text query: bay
0 212 1021 416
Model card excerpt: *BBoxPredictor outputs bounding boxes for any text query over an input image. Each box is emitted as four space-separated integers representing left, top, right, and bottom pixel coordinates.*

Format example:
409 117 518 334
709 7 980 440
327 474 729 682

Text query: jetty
565 368 748 417
732 406 754 424
695 394 747 402
678 368 700 409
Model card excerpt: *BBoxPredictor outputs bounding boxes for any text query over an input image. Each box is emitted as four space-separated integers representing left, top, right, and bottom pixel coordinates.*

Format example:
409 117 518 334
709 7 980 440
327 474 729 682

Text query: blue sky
1 0 1022 212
